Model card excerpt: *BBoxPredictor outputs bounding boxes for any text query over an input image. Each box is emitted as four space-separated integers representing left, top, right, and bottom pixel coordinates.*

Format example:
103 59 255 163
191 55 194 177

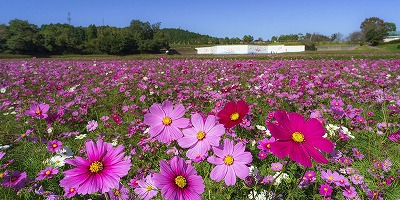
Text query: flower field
0 57 399 199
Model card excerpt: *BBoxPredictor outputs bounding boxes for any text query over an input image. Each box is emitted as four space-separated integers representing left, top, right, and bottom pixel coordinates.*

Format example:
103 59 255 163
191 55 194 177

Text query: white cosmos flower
75 134 87 140
45 155 71 168
273 172 289 186
256 125 266 131
111 139 118 147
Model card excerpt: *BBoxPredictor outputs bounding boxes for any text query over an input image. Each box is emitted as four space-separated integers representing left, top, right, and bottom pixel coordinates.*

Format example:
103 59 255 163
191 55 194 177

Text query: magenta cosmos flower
144 100 190 143
217 100 249 129
178 113 225 160
36 167 58 180
153 156 205 200
59 140 132 195
267 110 334 167
207 138 253 186
25 103 49 119
47 140 62 153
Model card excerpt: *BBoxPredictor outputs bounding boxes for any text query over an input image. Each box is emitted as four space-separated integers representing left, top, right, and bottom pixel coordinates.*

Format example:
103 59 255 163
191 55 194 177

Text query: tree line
0 19 172 55
0 17 397 55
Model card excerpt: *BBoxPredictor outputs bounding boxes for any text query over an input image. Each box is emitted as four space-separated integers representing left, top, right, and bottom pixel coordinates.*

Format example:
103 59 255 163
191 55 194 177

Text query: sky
0 0 399 40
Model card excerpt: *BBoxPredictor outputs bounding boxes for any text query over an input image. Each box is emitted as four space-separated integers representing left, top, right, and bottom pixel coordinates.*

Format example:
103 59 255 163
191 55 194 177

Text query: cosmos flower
217 100 249 129
144 100 189 143
0 152 5 160
63 187 77 198
153 156 205 200
321 169 341 184
1 170 28 190
207 138 253 186
108 183 129 200
271 162 283 171
319 184 333 197
47 140 63 153
178 113 225 160
86 120 98 132
267 110 334 167
59 140 131 195
342 186 357 198
134 174 158 200
36 167 58 180
25 103 50 119
257 137 275 153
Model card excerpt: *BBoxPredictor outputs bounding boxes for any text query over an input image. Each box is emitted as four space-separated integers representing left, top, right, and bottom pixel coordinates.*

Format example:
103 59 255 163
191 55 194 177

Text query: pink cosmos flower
321 169 341 184
267 110 334 167
342 186 357 198
59 140 132 195
153 156 205 200
271 162 283 171
25 103 49 119
207 138 253 186
63 187 77 198
178 113 225 160
47 140 62 153
0 152 5 160
36 167 58 180
144 100 189 143
134 174 158 200
86 120 98 132
257 137 275 153
108 183 129 200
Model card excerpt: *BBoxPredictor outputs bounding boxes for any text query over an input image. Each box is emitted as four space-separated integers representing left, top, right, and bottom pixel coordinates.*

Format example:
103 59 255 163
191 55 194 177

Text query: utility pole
67 12 71 25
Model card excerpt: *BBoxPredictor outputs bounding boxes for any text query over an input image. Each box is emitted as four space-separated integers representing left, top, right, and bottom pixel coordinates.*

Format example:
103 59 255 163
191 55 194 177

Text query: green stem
287 167 307 200
266 160 291 199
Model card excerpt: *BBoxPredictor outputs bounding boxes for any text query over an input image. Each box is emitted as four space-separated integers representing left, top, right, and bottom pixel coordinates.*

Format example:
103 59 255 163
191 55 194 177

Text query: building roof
387 31 400 36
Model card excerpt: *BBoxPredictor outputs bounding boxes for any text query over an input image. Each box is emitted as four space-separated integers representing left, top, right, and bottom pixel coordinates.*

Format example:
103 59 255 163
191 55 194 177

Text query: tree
384 22 396 32
346 31 363 44
331 32 344 42
6 19 39 53
242 35 254 43
360 17 387 46
0 24 8 52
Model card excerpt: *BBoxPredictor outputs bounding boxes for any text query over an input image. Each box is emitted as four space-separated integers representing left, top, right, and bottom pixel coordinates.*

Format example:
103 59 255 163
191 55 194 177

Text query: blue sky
1 0 399 40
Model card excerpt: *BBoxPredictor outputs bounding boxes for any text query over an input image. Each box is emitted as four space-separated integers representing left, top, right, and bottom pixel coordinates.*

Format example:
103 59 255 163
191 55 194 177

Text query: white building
195 45 305 54
383 31 400 42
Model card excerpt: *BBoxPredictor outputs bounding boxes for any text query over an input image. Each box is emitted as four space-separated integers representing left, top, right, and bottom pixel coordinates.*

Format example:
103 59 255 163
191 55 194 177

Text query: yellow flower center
0 173 4 178
266 144 271 148
328 176 334 181
230 112 240 121
324 187 328 191
175 175 187 188
197 131 205 140
89 161 104 173
146 185 152 191
45 170 51 175
11 177 17 181
292 132 305 143
162 117 172 125
114 189 121 197
69 188 75 193
224 155 234 165
52 144 58 148
35 110 41 115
